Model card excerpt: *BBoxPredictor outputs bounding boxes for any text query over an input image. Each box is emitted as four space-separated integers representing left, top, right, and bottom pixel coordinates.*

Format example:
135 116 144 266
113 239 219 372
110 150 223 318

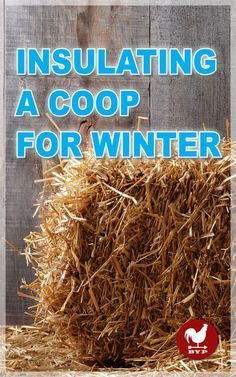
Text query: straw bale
20 142 231 369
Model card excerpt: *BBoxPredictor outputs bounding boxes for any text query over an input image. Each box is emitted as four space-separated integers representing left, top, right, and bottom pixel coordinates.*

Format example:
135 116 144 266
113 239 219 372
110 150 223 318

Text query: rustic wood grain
0 0 5 333
150 6 230 134
6 5 230 324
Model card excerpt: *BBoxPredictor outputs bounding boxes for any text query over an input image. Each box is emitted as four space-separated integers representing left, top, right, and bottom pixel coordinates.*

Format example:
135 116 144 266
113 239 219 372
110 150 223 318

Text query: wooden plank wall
150 6 230 131
5 5 230 324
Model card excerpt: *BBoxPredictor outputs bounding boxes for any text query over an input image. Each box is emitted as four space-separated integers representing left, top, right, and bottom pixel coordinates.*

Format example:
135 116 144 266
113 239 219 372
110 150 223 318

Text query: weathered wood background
6 5 230 324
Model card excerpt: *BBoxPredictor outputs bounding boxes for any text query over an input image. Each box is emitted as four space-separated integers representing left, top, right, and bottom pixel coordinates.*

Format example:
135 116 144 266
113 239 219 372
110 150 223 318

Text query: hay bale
23 144 231 368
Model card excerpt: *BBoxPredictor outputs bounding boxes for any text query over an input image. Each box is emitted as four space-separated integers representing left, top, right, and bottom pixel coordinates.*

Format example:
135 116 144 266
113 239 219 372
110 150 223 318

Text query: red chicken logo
185 323 208 347
177 319 218 360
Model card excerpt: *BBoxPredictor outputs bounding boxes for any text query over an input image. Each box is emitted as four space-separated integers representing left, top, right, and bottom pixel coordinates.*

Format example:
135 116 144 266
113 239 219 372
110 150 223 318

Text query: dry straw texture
16 142 231 371
5 325 230 372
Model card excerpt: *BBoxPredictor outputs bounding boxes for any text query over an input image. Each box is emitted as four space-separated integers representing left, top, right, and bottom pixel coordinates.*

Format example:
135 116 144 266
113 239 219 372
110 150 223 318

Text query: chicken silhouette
184 323 208 347
79 114 98 148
